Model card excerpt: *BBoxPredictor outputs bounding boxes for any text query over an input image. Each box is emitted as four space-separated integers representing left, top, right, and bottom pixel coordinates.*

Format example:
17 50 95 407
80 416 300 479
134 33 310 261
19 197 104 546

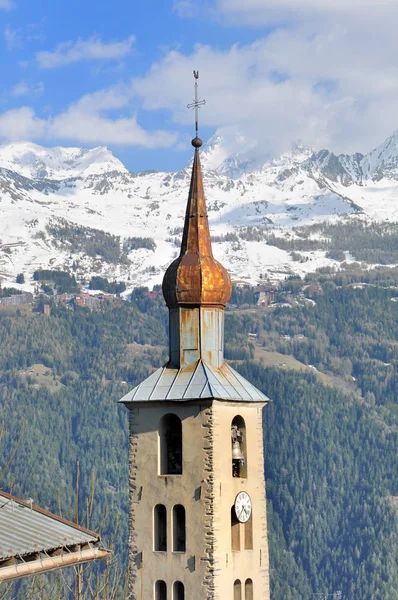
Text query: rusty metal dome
162 145 232 308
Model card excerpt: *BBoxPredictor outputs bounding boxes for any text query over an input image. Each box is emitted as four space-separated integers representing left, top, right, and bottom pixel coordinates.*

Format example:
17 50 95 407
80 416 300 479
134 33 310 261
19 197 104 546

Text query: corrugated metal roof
119 360 270 404
0 491 101 560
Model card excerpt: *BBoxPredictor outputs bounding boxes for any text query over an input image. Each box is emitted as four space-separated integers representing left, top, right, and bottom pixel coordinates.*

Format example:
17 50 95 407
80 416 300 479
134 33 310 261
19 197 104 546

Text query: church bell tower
120 73 270 600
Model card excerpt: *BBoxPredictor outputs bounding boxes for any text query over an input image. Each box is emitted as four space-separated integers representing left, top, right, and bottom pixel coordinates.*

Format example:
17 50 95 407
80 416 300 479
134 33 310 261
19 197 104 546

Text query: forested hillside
0 271 397 599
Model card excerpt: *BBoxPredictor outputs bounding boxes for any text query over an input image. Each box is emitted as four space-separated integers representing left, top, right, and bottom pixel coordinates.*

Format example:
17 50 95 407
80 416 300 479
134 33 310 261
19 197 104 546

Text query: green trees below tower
0 271 396 599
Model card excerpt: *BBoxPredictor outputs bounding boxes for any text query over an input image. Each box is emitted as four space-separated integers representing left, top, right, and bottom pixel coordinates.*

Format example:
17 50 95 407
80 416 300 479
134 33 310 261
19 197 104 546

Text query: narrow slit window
245 579 253 600
154 504 167 551
231 416 247 478
173 581 185 600
234 579 242 600
173 505 186 552
159 414 183 475
231 506 240 551
155 580 167 600
244 513 253 550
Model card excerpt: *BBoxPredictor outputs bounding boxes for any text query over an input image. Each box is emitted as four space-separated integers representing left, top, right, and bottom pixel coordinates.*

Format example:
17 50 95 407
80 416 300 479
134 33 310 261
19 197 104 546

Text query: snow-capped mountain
303 130 398 186
0 132 398 292
0 142 127 180
199 133 264 178
362 131 398 180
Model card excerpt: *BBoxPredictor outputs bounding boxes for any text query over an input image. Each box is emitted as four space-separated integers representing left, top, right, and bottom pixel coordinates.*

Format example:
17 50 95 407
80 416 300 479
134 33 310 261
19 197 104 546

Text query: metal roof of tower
119 360 269 404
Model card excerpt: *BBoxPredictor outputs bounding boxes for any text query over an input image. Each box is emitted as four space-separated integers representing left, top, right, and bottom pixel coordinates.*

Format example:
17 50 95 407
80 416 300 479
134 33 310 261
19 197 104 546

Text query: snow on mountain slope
199 133 265 177
304 131 398 186
0 142 127 180
0 133 397 292
361 130 398 179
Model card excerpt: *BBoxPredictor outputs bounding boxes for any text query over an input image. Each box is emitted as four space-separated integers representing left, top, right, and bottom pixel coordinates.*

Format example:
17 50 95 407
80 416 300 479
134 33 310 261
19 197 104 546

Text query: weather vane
187 70 206 138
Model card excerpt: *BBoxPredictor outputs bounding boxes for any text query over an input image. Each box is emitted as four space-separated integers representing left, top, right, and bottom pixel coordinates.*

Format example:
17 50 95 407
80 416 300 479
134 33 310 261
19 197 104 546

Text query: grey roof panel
0 491 101 560
133 367 165 401
190 363 208 386
184 362 208 399
168 364 198 400
151 368 178 400
119 360 270 404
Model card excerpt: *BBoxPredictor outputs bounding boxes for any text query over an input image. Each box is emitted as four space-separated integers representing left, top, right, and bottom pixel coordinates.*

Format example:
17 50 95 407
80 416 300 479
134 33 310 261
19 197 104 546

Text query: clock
234 491 252 523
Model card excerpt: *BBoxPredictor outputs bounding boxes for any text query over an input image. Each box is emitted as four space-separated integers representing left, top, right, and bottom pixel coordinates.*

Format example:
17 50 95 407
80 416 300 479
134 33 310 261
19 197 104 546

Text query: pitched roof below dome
119 360 270 404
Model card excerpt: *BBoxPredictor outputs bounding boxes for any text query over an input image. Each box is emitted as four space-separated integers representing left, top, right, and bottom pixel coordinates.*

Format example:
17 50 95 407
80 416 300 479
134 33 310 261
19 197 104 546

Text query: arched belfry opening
245 578 254 600
154 504 167 552
231 415 247 478
234 579 242 600
173 504 186 552
173 581 185 600
159 414 182 475
155 580 167 600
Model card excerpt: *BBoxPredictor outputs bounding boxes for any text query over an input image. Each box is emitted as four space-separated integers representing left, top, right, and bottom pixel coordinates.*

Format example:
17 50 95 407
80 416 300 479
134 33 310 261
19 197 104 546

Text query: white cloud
0 107 47 140
37 35 135 69
11 81 28 96
0 0 14 10
4 25 19 48
0 87 177 148
133 4 398 158
216 0 398 24
5 22 45 49
173 0 206 18
50 89 175 147
174 0 398 27
11 80 44 97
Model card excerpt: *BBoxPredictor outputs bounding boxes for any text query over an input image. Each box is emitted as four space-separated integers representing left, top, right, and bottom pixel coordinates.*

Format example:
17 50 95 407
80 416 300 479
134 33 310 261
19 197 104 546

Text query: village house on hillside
0 292 34 307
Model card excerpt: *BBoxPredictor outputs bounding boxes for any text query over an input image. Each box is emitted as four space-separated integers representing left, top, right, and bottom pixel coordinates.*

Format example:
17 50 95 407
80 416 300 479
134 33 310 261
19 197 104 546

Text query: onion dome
162 137 232 308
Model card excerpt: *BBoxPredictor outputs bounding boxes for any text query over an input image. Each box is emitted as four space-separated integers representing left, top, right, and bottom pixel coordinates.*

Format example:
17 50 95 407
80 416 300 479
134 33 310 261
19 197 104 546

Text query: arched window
244 512 253 550
159 414 183 475
234 579 242 600
245 579 253 600
231 506 240 551
154 504 167 551
231 416 247 478
155 580 167 600
173 505 186 552
173 581 185 600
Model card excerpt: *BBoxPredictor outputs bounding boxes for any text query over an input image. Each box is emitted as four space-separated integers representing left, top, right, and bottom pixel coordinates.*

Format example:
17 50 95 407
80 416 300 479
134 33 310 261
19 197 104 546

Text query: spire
162 72 231 309
180 137 212 260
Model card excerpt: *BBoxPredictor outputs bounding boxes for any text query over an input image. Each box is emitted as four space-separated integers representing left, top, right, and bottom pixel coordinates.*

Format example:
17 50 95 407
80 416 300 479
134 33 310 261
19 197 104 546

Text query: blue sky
1 0 398 171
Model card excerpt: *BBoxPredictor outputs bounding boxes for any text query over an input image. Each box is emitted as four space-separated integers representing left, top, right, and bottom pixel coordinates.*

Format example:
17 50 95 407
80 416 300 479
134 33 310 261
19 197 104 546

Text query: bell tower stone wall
212 400 270 600
127 400 270 600
128 401 216 599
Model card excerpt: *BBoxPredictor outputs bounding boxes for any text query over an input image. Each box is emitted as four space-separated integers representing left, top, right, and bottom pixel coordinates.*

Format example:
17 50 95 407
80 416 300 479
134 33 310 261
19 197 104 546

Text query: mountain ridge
0 132 397 292
0 141 127 180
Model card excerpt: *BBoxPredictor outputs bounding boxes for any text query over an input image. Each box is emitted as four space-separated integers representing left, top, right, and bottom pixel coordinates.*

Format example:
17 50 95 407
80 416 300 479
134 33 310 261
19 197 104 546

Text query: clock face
234 491 252 523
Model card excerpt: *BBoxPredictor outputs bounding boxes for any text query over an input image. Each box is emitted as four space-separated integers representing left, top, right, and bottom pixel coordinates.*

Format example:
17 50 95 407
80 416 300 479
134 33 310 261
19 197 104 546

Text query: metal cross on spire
187 70 206 138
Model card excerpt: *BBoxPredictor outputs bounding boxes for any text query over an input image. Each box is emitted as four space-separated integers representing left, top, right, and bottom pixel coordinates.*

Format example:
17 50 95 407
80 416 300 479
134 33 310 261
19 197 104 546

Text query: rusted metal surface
180 308 199 349
162 146 232 308
119 359 270 403
0 490 109 566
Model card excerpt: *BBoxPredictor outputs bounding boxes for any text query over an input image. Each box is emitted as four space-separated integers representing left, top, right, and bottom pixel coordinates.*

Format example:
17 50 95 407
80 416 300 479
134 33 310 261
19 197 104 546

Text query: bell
232 440 245 462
